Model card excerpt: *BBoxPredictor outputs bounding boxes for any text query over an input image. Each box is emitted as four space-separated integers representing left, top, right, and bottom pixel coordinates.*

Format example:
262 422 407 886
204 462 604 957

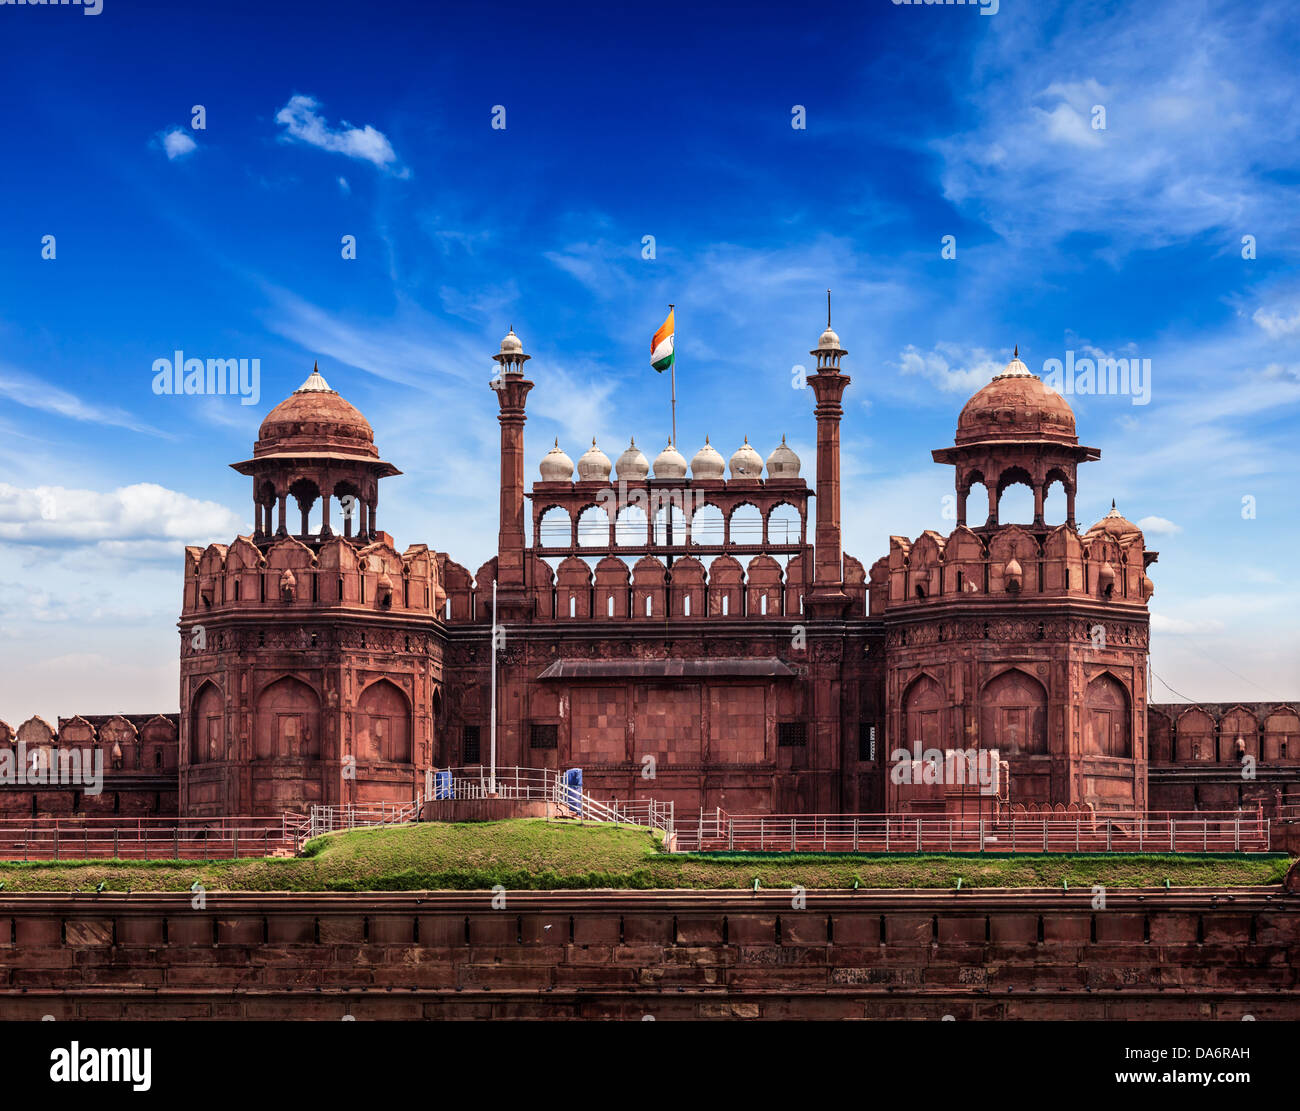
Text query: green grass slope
0 819 1289 893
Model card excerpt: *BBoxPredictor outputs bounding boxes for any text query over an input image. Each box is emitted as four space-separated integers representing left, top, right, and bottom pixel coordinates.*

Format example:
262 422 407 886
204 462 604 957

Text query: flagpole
668 303 677 447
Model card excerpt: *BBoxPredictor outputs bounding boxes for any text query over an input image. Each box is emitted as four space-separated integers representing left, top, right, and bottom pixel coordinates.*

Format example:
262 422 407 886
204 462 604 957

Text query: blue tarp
434 769 453 800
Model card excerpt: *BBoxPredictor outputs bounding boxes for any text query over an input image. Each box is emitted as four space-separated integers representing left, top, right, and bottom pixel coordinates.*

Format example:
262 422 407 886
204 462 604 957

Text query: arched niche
902 674 944 753
1084 673 1131 758
980 669 1047 755
254 676 321 760
356 679 412 764
190 682 223 764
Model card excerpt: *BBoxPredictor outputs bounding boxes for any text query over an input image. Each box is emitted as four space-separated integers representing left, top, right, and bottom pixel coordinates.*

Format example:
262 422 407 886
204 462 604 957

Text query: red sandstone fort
2 318 1296 821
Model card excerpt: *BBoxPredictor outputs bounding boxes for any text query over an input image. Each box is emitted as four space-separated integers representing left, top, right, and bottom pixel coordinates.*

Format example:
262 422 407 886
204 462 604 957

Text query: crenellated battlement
181 534 445 620
877 518 1156 613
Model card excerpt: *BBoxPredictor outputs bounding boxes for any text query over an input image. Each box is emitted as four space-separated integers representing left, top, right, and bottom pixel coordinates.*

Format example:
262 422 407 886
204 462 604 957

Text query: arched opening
615 503 648 547
1043 470 1070 527
356 679 412 764
254 676 321 760
767 503 802 546
537 506 572 548
190 682 223 765
962 474 991 527
729 504 763 545
980 670 1047 755
996 467 1035 525
690 503 725 546
1084 673 1131 757
903 674 944 753
288 478 322 538
653 500 687 545
576 505 609 547
333 480 362 538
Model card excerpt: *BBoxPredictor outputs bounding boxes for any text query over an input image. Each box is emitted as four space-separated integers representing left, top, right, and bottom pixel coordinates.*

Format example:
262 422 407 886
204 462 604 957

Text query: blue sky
0 0 1297 722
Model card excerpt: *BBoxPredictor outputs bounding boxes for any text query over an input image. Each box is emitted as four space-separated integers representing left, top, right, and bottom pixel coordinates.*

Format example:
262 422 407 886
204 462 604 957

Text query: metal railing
0 815 302 861
673 808 1273 854
300 766 677 847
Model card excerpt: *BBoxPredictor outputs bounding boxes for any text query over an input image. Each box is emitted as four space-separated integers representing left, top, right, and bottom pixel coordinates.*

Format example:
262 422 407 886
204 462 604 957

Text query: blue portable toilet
435 769 453 800
563 768 583 816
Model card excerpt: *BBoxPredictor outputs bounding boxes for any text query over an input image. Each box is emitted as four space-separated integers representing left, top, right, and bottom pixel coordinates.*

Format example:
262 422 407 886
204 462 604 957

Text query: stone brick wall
0 890 1295 1020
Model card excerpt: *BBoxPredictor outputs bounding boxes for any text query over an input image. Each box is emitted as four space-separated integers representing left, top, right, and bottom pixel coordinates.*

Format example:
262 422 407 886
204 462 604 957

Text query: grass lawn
0 819 1290 892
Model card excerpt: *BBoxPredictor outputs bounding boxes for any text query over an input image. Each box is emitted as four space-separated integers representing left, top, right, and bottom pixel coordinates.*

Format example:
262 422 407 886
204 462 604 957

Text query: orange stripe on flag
653 308 674 351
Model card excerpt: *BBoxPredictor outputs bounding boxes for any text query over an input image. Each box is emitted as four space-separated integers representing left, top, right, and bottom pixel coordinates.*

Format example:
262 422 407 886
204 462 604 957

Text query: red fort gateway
2 317 1297 821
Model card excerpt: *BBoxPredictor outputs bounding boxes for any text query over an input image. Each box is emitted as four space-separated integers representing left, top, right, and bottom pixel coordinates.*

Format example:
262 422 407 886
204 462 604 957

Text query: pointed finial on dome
1013 345 1018 359
1112 498 1117 510
297 362 332 392
827 289 832 328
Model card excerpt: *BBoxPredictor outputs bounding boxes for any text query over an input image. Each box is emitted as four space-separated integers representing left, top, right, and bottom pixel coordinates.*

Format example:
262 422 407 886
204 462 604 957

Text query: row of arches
252 477 380 541
535 501 804 549
188 677 412 765
534 552 807 620
1149 705 1300 764
901 670 1132 758
956 466 1077 528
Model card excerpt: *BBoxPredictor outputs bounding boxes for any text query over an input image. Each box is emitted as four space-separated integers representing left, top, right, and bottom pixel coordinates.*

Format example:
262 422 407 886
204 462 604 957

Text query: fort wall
0 889 1295 1020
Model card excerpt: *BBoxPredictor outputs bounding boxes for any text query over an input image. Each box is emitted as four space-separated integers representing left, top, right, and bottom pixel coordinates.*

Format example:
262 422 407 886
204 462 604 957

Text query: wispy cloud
0 364 168 437
274 94 408 176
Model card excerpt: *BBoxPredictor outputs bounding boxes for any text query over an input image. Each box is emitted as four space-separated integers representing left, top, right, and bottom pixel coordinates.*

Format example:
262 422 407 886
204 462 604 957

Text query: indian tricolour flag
651 308 674 372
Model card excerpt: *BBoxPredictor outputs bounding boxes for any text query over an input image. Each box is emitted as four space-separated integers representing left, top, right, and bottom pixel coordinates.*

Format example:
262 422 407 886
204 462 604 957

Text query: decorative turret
933 345 1100 529
231 362 400 544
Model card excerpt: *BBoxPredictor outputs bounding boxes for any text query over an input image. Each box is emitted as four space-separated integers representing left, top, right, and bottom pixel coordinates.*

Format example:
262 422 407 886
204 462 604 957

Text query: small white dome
615 438 649 481
690 436 726 480
816 326 841 350
729 436 764 479
995 345 1032 379
576 439 612 482
653 440 687 480
766 435 800 479
499 328 524 355
539 439 574 482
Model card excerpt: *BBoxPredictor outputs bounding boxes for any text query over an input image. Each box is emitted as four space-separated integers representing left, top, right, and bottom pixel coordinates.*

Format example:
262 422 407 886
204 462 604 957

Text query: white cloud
0 482 244 547
935 3 1300 252
274 95 406 176
1252 304 1300 338
1137 515 1181 536
896 343 1002 395
159 128 197 160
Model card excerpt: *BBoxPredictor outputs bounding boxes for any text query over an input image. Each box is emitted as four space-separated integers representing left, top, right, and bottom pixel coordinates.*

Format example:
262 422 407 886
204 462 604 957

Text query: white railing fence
298 766 675 849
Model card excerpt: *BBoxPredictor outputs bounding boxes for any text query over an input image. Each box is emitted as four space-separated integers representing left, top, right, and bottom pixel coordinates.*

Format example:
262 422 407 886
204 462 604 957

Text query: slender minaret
806 292 851 617
492 327 534 620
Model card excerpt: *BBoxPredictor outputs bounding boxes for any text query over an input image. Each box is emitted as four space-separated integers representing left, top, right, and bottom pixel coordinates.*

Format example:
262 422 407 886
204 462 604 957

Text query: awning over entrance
536 657 799 680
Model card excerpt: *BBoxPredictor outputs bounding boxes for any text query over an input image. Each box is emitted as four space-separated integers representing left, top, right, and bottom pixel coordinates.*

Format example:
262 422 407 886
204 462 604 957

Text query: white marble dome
539 439 574 482
499 328 523 355
729 436 764 479
653 440 687 480
615 438 649 481
690 436 726 480
766 435 800 478
576 439 612 482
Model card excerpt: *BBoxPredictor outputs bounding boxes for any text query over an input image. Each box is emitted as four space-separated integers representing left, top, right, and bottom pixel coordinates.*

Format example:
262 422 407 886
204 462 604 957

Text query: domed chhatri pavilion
160 317 1300 820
